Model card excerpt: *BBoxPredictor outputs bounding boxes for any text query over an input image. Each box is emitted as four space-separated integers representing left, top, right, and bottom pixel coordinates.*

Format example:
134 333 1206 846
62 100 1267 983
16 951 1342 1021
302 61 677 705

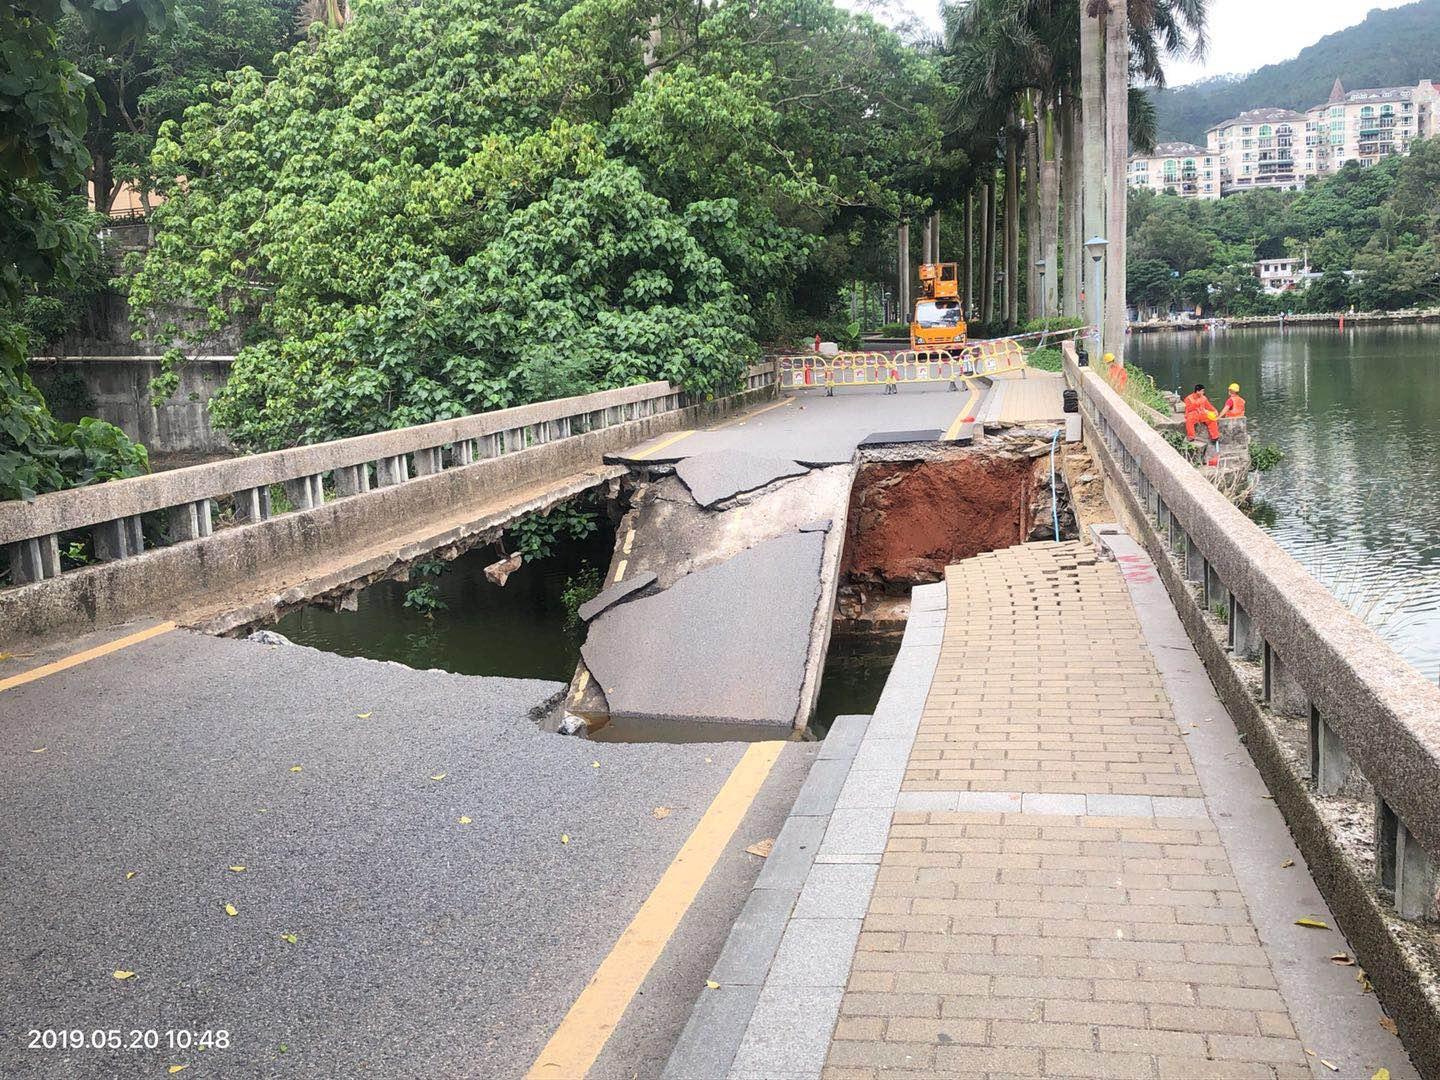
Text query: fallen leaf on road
458 816 472 825
704 757 713 764
113 970 135 980
31 747 45 753
560 834 570 844
224 903 238 917
1357 969 1374 993
1330 953 1354 966
125 871 137 881
228 866 246 873
652 807 672 820
705 980 720 990
280 933 298 944
745 838 775 858
356 712 372 719
168 1066 188 1074
1379 1016 1398 1035
1320 1061 1338 1072
289 765 302 773
1281 859 1294 868
1295 917 1329 930
430 773 447 781
591 761 600 768
1374 1069 1392 1079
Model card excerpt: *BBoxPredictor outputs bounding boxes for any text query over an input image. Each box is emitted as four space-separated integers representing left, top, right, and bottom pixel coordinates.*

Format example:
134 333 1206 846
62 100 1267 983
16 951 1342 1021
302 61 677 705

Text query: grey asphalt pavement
0 630 813 1079
613 382 983 465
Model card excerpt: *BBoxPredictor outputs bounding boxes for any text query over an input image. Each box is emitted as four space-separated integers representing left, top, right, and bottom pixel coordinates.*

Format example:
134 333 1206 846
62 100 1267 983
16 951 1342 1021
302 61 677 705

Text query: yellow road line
0 622 177 694
570 668 590 702
712 396 792 430
943 379 981 441
526 740 785 1079
622 529 635 556
631 430 694 460
613 558 628 583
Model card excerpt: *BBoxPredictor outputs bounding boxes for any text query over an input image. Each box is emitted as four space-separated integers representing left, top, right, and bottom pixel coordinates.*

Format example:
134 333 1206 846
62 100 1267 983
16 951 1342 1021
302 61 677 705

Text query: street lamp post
1084 236 1108 356
1034 259 1048 346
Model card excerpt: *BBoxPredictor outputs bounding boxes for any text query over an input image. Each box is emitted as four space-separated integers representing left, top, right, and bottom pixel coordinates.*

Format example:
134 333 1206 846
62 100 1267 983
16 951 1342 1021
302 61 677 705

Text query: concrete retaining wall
1063 341 1440 1074
29 355 235 453
1 368 778 646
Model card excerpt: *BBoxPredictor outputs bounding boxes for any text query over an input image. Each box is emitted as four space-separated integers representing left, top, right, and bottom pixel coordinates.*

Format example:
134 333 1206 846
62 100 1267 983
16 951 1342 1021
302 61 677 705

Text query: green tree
1 0 164 502
1126 257 1175 315
127 0 939 450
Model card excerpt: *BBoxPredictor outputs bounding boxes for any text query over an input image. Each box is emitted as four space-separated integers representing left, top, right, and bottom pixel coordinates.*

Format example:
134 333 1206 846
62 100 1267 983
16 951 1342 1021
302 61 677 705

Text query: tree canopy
127 0 943 450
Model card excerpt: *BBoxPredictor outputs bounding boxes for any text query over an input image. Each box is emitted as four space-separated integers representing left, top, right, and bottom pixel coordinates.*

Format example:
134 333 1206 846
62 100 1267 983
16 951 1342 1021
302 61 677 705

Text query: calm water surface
1129 324 1440 680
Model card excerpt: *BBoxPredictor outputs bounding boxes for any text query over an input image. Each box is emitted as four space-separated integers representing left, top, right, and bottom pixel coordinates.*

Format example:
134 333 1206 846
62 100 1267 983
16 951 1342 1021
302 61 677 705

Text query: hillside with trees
1126 138 1440 317
1152 0 1440 144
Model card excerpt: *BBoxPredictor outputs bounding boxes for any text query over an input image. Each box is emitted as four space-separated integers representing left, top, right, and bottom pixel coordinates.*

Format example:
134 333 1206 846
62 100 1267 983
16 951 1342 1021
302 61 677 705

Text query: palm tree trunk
963 191 974 317
1005 129 1020 328
1080 2 1106 342
1040 99 1060 323
1061 96 1080 317
897 220 911 329
1025 111 1041 321
981 181 995 325
1104 0 1129 358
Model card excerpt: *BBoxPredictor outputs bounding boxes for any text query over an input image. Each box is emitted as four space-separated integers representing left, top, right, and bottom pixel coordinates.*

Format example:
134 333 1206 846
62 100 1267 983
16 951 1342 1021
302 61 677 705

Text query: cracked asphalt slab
0 629 810 1079
582 532 826 727
673 451 809 508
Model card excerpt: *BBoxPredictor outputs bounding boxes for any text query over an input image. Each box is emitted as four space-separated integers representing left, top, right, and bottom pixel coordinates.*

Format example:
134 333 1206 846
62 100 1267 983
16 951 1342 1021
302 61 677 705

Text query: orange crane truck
910 262 967 350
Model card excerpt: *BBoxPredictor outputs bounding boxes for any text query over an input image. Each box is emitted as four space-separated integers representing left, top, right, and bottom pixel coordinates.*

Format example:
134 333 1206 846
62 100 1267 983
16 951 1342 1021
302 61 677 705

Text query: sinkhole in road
270 515 617 682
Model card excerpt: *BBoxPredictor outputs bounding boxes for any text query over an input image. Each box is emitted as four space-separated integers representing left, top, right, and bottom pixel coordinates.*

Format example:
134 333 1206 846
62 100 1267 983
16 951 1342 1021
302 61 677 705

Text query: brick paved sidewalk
825 542 1312 1079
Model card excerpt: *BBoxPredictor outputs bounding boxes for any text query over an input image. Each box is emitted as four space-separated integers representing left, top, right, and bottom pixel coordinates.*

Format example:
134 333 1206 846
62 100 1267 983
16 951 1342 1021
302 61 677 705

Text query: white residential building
1131 78 1440 198
1128 142 1221 199
1254 257 1308 294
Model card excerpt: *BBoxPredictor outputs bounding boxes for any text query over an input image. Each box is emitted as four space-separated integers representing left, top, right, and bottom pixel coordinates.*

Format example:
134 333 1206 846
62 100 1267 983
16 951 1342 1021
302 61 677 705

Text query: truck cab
911 262 967 350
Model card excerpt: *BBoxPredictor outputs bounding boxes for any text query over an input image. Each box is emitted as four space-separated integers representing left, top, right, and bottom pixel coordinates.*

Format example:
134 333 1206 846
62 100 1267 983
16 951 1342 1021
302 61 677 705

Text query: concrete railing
1063 341 1440 921
3 364 777 587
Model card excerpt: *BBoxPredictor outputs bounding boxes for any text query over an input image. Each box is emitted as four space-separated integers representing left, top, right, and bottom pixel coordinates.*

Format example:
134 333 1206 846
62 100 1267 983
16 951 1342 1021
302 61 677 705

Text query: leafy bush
1022 315 1086 334
1026 346 1063 372
871 322 910 337
509 501 599 562
1250 442 1284 472
561 566 604 632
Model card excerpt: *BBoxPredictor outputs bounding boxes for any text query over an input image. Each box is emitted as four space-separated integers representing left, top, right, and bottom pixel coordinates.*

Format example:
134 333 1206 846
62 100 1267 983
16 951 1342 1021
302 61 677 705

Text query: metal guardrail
1062 340 1440 921
2 363 778 585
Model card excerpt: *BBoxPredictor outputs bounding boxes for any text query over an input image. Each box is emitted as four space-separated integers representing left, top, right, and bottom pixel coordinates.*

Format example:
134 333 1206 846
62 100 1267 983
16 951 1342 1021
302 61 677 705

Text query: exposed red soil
840 455 1039 587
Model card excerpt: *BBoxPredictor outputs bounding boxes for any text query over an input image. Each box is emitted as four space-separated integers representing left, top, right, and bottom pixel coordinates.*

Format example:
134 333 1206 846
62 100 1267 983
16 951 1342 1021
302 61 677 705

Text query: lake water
1128 324 1440 681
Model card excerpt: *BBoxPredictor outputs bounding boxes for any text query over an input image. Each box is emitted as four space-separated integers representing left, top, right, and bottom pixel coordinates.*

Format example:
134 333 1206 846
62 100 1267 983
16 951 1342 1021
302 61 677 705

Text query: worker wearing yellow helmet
1220 382 1246 418
1183 383 1220 442
1105 351 1128 392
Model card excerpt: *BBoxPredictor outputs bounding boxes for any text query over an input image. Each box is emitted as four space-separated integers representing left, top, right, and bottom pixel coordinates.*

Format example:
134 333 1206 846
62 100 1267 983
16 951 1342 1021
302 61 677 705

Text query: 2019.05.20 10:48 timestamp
27 1029 231 1052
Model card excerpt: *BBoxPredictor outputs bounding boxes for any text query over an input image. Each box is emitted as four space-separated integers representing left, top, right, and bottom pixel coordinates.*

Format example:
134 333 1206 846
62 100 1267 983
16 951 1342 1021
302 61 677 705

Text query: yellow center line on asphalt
710 395 792 430
943 378 981 441
526 740 785 1080
630 429 695 460
0 621 177 694
613 558 628 583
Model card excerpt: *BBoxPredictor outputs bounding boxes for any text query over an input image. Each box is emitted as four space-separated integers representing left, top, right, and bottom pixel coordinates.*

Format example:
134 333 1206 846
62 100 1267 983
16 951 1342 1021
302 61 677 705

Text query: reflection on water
1130 324 1440 680
274 530 615 682
810 632 902 737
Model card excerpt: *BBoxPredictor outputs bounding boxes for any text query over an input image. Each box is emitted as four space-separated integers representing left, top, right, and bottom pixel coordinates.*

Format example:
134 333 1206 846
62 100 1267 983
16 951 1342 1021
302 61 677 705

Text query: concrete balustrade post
1204 561 1230 612
413 447 444 477
1310 707 1357 795
334 464 371 498
235 486 272 524
451 440 475 467
1396 819 1440 922
1230 596 1261 660
7 535 62 583
375 455 409 487
283 474 324 511
1184 537 1203 583
168 500 214 542
95 514 144 561
1264 643 1311 719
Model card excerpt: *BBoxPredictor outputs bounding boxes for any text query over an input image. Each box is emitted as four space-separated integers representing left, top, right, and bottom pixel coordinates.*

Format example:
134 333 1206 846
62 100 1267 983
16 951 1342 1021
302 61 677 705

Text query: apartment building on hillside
1130 78 1440 198
1127 141 1221 199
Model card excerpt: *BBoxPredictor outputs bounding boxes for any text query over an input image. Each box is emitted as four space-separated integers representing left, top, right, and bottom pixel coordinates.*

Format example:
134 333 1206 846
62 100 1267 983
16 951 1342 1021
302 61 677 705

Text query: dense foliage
1 0 162 501
1152 0 1440 144
127 0 942 450
1127 139 1440 316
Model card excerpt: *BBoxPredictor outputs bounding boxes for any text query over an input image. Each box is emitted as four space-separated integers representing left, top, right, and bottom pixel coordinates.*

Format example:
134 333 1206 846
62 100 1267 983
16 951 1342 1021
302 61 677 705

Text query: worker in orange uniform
1183 383 1220 442
1220 382 1245 418
1105 352 1128 392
